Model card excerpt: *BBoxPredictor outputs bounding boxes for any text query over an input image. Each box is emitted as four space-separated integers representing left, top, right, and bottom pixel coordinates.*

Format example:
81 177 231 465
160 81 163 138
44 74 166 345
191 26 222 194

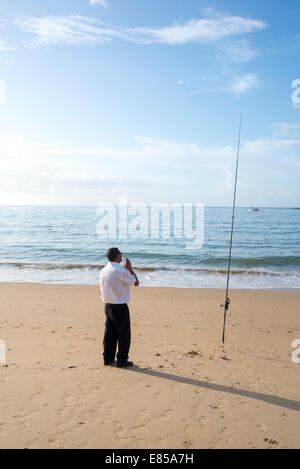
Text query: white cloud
0 134 234 191
89 0 109 7
13 15 128 46
243 136 300 155
191 73 259 96
230 73 258 94
0 39 15 51
0 131 299 205
177 80 184 85
0 40 9 51
0 80 6 103
0 134 233 204
0 136 148 202
128 15 267 45
270 122 300 137
13 12 267 47
218 39 259 63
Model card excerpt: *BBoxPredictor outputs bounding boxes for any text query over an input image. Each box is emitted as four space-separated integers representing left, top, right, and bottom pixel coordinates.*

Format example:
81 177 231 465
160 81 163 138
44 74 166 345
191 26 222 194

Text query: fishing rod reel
221 297 230 311
220 297 230 353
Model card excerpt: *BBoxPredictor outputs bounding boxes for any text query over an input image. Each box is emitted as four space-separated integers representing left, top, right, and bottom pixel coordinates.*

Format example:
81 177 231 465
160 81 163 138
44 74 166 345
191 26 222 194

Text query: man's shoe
117 360 133 368
104 360 115 366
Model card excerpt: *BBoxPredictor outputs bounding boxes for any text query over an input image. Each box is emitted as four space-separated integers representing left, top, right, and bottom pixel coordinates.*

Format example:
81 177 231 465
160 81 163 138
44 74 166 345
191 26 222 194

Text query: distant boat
248 207 259 212
295 208 300 210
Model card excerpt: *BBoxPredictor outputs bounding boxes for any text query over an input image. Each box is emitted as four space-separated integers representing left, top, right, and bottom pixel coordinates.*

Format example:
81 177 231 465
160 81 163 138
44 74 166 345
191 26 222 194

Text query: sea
0 205 299 289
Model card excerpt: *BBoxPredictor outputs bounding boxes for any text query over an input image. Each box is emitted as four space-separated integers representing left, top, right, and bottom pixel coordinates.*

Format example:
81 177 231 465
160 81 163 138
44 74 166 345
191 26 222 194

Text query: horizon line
0 205 298 209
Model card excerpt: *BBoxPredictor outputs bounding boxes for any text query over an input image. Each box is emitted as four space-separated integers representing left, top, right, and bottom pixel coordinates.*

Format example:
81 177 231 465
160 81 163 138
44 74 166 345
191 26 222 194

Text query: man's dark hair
106 247 121 262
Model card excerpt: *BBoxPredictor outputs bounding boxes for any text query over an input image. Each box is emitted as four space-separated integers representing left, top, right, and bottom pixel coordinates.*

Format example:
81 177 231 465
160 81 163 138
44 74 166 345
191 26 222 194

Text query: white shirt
100 261 136 304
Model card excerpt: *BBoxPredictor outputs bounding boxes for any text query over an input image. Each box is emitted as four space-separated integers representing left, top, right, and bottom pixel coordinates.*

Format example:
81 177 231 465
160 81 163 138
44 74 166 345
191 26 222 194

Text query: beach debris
68 365 77 369
217 354 227 360
187 350 198 356
155 353 161 356
183 438 192 448
264 438 278 446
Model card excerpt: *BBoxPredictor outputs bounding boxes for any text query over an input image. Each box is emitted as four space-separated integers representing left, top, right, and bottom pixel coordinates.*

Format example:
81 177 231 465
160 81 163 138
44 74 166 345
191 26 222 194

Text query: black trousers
103 303 131 364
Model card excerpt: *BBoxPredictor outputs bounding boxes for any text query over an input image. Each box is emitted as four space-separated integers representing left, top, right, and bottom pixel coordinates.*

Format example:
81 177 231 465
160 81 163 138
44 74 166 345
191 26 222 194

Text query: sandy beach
0 282 299 449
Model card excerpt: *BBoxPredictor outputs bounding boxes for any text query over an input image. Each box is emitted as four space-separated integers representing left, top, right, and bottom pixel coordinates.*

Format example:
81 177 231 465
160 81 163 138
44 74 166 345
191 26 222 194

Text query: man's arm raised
124 258 139 287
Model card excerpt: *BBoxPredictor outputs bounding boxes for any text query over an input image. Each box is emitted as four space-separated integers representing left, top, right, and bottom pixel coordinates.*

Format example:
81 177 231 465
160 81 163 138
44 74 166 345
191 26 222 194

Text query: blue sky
0 0 299 206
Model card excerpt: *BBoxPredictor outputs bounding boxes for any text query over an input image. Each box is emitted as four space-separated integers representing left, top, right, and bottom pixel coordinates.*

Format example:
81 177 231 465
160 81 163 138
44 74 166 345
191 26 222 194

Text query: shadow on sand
127 365 300 412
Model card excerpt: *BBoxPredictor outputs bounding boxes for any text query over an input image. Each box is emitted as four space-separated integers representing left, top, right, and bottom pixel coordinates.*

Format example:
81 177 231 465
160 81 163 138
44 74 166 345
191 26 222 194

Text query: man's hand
123 258 139 286
123 257 132 271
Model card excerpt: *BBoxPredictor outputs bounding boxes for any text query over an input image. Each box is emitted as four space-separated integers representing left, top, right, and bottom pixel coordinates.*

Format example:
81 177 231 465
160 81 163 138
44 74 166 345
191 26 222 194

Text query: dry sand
0 282 299 449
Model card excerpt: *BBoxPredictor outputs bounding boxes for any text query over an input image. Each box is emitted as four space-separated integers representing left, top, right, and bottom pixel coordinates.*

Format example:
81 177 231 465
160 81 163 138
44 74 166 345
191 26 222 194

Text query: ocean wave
0 261 299 278
201 256 300 268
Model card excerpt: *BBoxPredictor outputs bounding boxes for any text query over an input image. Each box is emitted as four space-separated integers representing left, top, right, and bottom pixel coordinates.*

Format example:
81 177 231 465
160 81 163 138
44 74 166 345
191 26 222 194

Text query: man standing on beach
100 247 139 368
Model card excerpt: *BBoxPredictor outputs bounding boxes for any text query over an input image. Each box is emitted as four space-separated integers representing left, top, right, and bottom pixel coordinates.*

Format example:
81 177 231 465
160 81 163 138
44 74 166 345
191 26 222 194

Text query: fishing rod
221 114 242 347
